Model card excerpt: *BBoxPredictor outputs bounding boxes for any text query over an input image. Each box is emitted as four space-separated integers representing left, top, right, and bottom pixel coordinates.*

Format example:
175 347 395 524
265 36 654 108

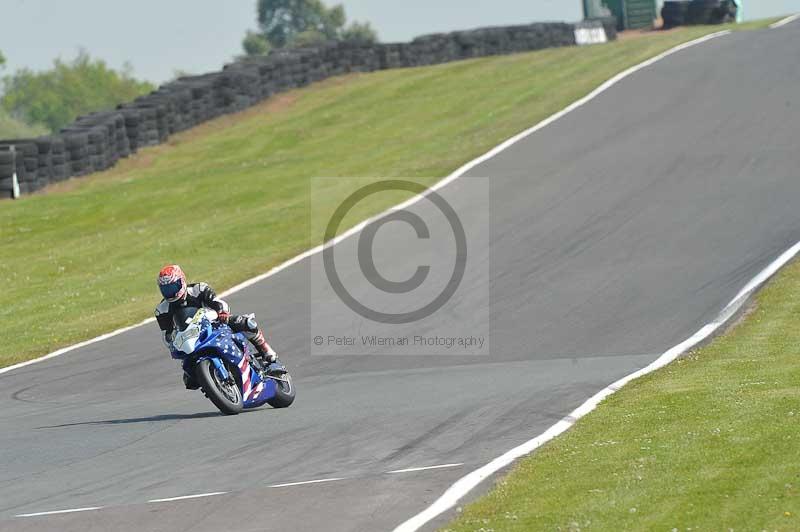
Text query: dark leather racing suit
155 282 273 388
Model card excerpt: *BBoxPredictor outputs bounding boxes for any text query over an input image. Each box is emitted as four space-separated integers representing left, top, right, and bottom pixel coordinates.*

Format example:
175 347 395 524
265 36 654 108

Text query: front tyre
267 373 295 409
196 359 243 415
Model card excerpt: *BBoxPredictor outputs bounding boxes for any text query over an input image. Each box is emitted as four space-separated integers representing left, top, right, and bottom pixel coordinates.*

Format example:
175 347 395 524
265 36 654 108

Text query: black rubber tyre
196 359 243 415
266 373 296 409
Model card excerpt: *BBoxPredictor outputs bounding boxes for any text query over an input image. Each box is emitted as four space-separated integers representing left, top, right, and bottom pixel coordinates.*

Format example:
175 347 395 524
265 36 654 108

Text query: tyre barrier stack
0 19 614 199
662 0 737 28
0 147 17 196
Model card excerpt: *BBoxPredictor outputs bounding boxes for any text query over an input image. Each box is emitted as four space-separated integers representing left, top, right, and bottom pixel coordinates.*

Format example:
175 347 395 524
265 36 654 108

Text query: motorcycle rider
155 264 286 389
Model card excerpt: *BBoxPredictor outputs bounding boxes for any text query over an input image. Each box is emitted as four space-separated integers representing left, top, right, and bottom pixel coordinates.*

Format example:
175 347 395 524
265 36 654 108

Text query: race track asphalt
2 22 800 532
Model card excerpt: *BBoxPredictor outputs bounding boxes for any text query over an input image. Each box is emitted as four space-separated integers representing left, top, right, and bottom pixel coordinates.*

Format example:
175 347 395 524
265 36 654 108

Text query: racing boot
250 329 287 377
232 314 287 376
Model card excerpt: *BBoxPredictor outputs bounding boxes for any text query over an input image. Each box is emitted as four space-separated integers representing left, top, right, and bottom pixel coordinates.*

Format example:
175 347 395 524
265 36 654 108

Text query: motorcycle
170 306 295 415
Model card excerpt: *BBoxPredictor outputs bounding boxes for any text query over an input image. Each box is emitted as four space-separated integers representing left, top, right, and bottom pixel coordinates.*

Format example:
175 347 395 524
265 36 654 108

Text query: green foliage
243 0 377 55
243 30 272 56
256 0 340 47
1 51 154 132
0 49 49 137
340 21 378 44
0 108 48 138
288 29 328 48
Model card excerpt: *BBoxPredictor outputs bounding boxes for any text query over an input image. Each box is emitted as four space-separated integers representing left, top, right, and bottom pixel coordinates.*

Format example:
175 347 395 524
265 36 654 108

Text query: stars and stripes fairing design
172 308 280 410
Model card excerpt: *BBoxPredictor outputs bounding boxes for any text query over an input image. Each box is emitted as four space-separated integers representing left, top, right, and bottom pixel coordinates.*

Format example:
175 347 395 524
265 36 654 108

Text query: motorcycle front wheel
196 359 243 415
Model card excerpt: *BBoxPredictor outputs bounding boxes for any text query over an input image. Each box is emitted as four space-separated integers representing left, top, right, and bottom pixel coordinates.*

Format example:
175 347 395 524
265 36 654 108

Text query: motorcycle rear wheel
267 373 296 409
196 359 243 415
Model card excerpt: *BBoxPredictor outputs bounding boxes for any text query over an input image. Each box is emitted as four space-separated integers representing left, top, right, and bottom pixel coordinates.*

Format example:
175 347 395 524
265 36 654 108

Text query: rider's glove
163 330 175 349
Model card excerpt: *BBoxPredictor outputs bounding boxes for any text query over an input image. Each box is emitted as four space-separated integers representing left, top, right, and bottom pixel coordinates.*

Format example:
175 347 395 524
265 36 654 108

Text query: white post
11 146 20 199
736 0 743 23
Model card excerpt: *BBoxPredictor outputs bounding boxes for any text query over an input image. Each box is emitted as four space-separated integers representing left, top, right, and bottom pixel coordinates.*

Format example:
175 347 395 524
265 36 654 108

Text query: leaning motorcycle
170 307 295 415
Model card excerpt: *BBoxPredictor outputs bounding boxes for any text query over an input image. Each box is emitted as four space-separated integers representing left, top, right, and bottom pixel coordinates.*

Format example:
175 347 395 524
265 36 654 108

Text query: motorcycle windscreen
172 306 201 331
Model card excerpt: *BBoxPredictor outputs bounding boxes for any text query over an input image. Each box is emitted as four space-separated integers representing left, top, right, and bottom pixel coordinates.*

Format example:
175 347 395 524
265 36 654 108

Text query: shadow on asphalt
34 412 223 428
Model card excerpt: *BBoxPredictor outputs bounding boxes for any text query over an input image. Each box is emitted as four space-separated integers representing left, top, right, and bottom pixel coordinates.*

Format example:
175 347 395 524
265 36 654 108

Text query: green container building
583 0 658 31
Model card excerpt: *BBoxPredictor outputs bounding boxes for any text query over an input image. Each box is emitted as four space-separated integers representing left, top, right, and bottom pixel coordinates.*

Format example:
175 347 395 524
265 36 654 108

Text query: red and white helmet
157 264 187 302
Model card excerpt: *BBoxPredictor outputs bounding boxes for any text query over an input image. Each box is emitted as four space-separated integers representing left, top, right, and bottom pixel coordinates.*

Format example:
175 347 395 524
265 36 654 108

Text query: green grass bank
444 245 800 532
0 21 775 367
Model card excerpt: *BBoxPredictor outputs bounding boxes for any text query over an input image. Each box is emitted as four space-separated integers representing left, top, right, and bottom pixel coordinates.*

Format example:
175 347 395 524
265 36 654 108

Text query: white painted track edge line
770 14 800 28
148 491 228 503
393 30 790 532
268 477 345 488
15 506 103 518
393 246 800 532
388 463 464 474
0 317 156 376
0 30 731 378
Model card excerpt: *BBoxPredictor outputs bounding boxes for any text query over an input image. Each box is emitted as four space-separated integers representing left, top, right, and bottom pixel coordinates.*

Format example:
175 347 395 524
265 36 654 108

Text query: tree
0 50 5 70
288 29 328 48
242 0 377 55
1 51 154 132
341 21 378 44
242 30 271 56
257 0 342 48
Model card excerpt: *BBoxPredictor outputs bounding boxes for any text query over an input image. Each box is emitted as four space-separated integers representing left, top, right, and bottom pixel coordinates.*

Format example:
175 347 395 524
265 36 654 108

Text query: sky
0 0 798 84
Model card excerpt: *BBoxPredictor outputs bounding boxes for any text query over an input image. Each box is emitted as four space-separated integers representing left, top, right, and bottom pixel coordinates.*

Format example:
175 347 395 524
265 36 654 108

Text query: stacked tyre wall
0 20 615 198
662 0 738 28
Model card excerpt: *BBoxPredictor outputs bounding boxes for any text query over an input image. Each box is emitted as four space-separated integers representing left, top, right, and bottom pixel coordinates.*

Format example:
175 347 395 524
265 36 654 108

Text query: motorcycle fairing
174 312 278 409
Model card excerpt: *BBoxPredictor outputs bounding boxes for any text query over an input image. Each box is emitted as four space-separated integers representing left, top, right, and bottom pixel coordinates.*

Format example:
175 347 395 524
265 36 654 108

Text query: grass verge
442 20 799 531
443 255 800 532
0 20 777 367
